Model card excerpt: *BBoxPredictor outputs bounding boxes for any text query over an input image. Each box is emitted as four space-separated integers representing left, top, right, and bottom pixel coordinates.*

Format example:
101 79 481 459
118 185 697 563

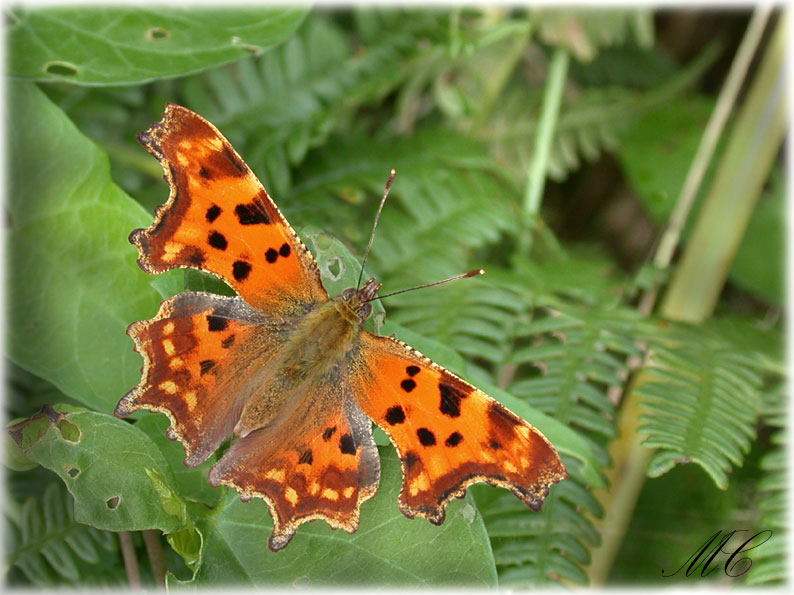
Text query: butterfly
115 104 567 552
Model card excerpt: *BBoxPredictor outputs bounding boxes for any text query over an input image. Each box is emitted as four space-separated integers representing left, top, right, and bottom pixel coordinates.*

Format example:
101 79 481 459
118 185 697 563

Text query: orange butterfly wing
131 103 327 309
354 332 567 523
208 396 380 551
115 291 285 467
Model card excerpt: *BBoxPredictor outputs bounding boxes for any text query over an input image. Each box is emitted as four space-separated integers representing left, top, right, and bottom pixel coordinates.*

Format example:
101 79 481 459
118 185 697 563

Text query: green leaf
635 322 763 489
6 82 165 413
175 448 497 586
8 405 184 533
618 95 716 223
133 415 220 507
8 7 307 85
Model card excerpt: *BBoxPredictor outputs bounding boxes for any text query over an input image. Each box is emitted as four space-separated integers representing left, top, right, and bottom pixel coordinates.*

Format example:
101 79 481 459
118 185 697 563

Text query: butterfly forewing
131 103 327 309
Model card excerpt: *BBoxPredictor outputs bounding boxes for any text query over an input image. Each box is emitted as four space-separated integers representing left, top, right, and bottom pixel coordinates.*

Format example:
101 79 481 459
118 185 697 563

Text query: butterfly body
116 104 566 551
233 281 377 437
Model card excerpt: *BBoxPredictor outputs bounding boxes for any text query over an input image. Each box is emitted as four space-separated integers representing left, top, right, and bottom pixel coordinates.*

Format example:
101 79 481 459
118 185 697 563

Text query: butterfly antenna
357 169 397 290
365 269 485 303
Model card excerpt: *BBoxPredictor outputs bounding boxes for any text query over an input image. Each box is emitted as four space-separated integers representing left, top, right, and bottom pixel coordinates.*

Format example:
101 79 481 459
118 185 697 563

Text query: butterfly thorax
233 280 380 436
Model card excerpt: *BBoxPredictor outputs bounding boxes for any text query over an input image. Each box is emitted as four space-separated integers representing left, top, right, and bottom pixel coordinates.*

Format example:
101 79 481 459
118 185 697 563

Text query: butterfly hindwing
354 332 567 524
116 291 283 466
208 393 380 551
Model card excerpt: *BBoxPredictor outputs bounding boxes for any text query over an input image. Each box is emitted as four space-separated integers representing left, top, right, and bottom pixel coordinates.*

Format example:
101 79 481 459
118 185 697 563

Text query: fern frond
745 383 786 585
533 8 654 61
635 322 764 489
5 483 119 586
480 457 600 586
389 277 523 366
289 127 519 290
179 14 425 197
483 40 720 183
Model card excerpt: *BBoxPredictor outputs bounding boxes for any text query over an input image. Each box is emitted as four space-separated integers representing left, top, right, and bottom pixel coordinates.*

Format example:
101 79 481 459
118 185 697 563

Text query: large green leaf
8 7 307 85
7 406 183 533
618 95 716 224
6 81 172 413
176 448 497 586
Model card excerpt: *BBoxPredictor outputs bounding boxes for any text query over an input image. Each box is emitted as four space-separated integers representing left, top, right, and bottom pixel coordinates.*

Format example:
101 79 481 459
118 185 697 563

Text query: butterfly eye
359 302 372 321
341 288 356 300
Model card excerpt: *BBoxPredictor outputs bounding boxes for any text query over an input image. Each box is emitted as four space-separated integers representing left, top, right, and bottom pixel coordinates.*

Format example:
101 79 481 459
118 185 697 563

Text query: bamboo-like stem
661 13 787 321
142 530 167 588
587 10 785 585
518 47 569 255
638 6 773 314
118 531 141 589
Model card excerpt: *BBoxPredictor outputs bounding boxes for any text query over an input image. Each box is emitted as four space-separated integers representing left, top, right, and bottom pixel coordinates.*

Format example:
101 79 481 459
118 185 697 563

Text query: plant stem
638 6 773 314
118 531 141 589
142 530 166 587
519 47 569 255
588 9 784 585
662 12 787 321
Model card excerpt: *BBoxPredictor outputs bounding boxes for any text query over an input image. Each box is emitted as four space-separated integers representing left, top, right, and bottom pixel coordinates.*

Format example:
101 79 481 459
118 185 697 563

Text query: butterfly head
337 278 381 324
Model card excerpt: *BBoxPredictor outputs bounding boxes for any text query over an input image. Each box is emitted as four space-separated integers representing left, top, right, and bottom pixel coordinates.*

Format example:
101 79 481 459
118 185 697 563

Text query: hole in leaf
56 419 81 443
65 466 80 479
44 61 78 77
106 496 121 510
146 27 169 41
325 257 343 281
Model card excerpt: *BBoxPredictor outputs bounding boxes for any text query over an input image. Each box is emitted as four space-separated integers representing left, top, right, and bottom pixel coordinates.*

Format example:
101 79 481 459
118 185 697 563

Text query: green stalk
662 13 787 321
519 47 569 255
587 11 786 585
523 47 569 215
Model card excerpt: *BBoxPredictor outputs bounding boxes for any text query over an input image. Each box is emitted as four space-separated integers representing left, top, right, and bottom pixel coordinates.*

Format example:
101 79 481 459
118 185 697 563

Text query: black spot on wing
221 334 235 348
205 205 221 223
406 365 420 377
488 401 522 428
385 406 405 425
322 427 336 441
339 433 356 455
234 191 272 225
279 243 291 257
185 248 205 267
200 166 211 179
199 360 215 375
265 248 278 263
298 449 313 465
401 379 416 392
232 261 251 281
207 315 228 332
208 231 227 250
439 381 467 418
417 428 436 447
445 432 463 447
221 145 246 175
